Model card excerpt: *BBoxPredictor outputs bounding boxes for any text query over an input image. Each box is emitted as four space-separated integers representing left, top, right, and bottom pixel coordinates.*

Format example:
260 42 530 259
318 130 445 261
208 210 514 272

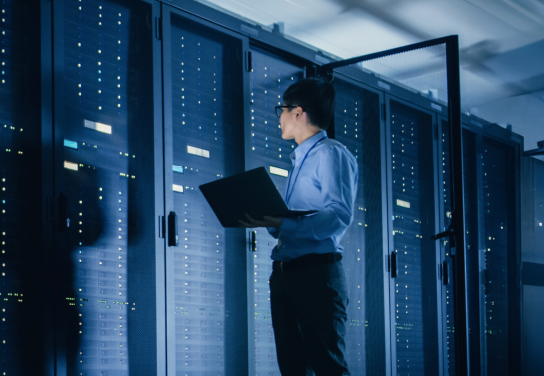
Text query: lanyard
285 136 328 205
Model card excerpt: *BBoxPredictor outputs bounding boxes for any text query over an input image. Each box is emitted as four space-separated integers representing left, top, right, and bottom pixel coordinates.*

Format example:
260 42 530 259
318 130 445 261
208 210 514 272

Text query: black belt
273 253 342 273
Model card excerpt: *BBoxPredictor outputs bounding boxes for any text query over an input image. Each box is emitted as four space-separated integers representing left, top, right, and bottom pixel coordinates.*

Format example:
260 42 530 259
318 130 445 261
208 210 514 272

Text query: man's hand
238 214 283 229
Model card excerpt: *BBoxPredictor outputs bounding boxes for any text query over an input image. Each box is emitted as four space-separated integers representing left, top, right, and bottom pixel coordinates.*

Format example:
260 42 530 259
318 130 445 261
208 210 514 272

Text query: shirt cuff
279 217 297 232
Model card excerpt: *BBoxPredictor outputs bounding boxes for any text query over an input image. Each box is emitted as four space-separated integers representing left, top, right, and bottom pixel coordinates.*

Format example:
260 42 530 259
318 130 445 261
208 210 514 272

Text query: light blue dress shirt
268 130 358 261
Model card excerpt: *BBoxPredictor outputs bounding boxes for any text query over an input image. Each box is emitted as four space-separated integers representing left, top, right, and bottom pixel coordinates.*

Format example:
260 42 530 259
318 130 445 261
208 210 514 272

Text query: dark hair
283 78 335 130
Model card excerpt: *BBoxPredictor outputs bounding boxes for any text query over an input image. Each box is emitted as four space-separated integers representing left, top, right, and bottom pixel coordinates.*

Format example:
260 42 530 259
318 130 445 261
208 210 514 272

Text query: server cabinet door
385 95 440 376
460 127 521 376
332 76 388 376
0 0 43 374
440 119 521 376
245 47 304 376
52 0 163 374
161 7 249 376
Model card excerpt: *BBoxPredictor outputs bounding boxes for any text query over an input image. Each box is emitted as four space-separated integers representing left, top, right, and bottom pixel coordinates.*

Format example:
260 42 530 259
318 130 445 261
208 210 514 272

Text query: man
240 78 358 376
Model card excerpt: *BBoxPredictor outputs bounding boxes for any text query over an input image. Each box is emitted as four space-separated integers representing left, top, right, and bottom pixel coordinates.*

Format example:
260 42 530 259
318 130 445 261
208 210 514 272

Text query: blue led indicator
64 139 78 150
173 165 183 174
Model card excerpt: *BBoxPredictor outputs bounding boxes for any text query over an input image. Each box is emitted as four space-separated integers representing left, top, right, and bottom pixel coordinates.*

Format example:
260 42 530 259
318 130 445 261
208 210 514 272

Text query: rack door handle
167 211 178 247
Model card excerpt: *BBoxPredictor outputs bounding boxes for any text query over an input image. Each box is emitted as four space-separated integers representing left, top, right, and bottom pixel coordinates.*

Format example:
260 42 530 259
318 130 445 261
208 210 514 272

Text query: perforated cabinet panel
333 78 385 376
247 49 304 376
166 15 246 376
0 0 42 374
462 129 517 376
333 79 366 374
58 0 156 374
389 100 438 376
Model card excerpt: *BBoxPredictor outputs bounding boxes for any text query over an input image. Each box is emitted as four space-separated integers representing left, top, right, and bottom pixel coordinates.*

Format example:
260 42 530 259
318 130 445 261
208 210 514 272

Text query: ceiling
198 0 544 158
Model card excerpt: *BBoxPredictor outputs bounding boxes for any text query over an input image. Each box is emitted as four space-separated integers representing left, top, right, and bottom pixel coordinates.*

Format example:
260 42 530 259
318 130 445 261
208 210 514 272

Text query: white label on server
64 161 79 171
269 166 288 177
84 119 112 134
396 199 410 209
173 184 184 193
187 145 210 158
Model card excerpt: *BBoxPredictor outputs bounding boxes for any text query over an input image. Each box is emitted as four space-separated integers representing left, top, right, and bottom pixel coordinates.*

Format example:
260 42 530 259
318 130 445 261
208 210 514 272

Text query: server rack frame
461 118 523 376
154 5 467 375
333 70 390 376
49 0 165 374
160 4 252 375
41 0 55 374
30 0 522 374
383 93 441 375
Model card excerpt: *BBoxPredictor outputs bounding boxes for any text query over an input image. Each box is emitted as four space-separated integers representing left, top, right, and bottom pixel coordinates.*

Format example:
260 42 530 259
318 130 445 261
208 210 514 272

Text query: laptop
199 167 318 228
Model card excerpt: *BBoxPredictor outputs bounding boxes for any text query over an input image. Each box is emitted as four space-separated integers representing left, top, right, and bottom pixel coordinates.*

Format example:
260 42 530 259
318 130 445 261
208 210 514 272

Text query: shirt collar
291 130 328 164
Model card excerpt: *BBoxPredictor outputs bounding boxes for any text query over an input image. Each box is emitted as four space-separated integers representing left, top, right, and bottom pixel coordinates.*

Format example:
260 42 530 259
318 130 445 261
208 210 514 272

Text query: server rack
331 75 387 376
161 6 250 376
245 47 304 376
440 115 522 376
461 121 522 376
0 0 43 375
49 0 164 374
0 0 524 374
384 95 440 376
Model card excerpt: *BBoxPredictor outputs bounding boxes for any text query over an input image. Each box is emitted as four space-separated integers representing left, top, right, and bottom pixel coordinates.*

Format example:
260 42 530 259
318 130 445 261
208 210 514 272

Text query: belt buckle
280 261 284 273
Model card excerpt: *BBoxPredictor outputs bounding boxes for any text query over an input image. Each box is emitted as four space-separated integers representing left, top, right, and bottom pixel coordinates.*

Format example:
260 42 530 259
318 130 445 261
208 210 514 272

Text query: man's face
279 104 300 141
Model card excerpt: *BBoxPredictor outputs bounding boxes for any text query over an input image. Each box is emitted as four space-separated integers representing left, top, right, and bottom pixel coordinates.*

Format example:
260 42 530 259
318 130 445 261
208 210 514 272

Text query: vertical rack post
446 35 469 376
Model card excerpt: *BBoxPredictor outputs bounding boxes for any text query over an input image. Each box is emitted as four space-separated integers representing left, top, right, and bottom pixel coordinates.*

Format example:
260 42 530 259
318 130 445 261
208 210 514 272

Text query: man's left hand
238 214 283 229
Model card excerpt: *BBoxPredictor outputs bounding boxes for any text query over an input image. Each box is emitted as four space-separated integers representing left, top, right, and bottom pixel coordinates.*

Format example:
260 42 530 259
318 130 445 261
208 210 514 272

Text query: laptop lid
199 167 317 228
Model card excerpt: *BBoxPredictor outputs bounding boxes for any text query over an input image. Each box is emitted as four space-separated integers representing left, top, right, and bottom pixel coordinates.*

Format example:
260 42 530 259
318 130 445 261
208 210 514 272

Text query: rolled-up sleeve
278 146 358 240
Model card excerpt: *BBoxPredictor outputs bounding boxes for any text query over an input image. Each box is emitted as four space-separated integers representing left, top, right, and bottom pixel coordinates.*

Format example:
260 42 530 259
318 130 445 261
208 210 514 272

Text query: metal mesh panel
463 129 517 376
389 99 438 376
0 0 42 374
167 14 247 376
59 0 156 374
333 78 385 376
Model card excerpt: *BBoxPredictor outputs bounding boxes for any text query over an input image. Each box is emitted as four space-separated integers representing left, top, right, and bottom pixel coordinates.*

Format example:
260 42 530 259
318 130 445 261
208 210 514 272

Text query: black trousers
270 258 350 376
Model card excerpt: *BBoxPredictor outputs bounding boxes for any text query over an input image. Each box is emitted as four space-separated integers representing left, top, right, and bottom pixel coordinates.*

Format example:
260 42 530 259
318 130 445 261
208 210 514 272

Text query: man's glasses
275 105 297 117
